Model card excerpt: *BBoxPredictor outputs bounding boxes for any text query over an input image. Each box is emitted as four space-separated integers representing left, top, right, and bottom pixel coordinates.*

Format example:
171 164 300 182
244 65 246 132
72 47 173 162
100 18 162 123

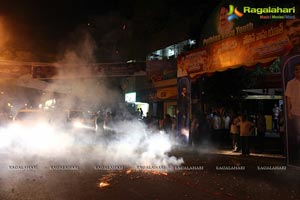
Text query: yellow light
99 182 110 188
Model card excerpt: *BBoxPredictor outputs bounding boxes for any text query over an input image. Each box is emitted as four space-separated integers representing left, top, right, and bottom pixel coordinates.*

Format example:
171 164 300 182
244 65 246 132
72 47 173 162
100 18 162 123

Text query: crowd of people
94 102 287 156
95 105 177 139
188 108 286 156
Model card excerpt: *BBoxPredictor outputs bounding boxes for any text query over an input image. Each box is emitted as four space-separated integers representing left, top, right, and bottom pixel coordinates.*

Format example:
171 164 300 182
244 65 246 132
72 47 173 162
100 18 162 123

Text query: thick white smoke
97 119 183 167
0 118 183 170
0 27 183 173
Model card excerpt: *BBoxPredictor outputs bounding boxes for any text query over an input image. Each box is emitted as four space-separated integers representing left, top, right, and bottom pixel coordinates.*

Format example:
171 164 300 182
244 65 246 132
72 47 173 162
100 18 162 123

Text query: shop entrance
192 66 284 154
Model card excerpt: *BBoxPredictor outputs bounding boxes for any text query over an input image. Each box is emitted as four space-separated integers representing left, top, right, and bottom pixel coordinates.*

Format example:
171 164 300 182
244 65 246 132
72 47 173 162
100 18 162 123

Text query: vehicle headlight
73 121 84 129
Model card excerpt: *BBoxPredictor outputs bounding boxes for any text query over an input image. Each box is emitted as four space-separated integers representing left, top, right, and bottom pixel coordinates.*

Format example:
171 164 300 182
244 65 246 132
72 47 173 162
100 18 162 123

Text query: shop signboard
156 87 177 100
178 0 296 78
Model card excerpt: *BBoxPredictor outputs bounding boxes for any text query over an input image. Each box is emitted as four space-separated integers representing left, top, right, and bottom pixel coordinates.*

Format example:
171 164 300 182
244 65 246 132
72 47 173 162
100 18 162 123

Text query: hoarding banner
156 87 177 100
281 54 300 167
178 21 291 78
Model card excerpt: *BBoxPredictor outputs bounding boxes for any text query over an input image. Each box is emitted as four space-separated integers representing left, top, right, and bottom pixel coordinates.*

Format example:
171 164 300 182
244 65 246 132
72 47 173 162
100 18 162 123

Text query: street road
0 148 299 200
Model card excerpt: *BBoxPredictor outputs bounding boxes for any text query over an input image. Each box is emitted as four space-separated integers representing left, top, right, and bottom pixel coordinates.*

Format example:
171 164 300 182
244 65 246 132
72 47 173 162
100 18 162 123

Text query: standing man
230 115 240 152
285 64 300 164
256 113 266 153
238 114 255 156
178 86 190 129
281 19 300 166
272 104 280 133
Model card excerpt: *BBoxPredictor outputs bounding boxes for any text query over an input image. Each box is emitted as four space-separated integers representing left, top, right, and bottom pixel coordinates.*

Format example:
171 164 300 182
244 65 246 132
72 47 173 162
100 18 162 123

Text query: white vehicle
10 109 52 134
14 109 49 124
65 109 97 133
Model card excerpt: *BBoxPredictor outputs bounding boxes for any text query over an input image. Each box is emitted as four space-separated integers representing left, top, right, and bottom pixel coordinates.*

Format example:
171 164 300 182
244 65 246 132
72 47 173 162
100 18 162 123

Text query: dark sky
0 0 219 62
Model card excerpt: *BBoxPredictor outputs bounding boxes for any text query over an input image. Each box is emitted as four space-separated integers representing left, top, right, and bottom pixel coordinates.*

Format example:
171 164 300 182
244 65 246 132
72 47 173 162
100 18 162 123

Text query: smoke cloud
0 28 183 176
0 118 183 170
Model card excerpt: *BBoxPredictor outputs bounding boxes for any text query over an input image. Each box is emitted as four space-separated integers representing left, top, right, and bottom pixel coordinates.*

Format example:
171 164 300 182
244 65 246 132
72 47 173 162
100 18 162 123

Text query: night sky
0 0 218 63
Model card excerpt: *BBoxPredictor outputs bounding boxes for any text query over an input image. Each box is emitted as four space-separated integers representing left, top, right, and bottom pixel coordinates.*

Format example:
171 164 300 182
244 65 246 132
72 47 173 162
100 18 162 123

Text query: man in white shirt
285 64 300 163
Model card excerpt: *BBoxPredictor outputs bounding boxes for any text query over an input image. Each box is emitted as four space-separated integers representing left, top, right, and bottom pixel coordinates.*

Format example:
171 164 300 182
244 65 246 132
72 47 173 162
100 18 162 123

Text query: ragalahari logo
227 5 243 21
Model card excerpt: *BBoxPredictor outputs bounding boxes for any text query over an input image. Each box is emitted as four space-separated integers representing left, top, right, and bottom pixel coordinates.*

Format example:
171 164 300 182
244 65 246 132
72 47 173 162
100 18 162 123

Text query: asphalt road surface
0 147 299 200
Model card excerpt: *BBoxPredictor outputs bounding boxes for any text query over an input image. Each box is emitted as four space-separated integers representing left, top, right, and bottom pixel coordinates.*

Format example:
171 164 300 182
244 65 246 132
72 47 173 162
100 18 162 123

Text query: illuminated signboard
125 92 136 103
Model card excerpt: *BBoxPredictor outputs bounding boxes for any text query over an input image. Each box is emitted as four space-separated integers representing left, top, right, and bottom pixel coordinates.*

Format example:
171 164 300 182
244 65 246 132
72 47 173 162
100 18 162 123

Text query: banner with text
178 22 291 78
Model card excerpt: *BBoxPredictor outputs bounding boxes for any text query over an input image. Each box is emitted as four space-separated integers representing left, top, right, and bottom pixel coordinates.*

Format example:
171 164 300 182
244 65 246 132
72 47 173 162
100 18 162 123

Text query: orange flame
162 172 168 176
98 173 115 189
150 171 168 176
99 182 110 188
